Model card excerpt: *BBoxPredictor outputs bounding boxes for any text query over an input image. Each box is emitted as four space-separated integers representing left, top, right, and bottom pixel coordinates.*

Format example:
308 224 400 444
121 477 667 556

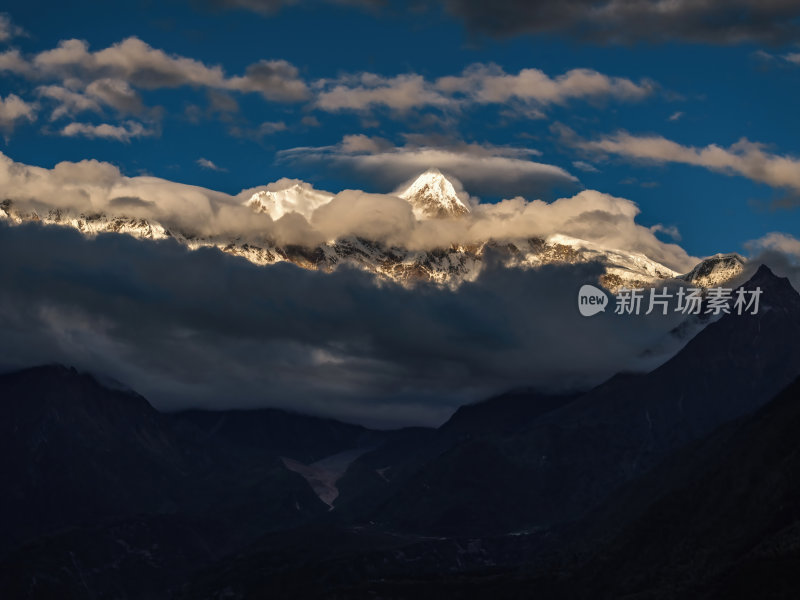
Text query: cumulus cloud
0 151 261 239
37 85 102 121
436 63 654 105
312 190 416 243
314 64 654 113
25 37 309 101
197 158 227 171
438 0 800 45
0 36 308 134
60 120 154 142
1 33 655 141
84 78 145 114
0 150 694 272
316 73 452 112
747 232 800 259
0 49 29 74
567 128 800 200
280 135 579 198
649 223 681 242
572 160 599 173
37 79 147 121
0 13 25 43
0 35 310 142
0 220 692 427
0 93 36 135
226 59 310 101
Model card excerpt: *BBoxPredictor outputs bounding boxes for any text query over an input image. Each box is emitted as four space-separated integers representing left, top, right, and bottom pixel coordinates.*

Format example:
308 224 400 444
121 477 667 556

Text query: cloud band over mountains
0 219 693 427
0 151 694 271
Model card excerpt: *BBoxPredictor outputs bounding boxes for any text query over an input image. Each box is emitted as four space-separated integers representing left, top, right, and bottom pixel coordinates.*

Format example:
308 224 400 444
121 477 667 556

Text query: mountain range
0 170 745 291
1 264 799 598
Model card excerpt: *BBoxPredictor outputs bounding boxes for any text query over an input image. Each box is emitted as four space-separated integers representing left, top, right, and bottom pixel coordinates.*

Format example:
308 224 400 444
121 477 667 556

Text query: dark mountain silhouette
1 265 800 598
332 265 800 535
175 369 800 599
0 365 388 596
565 373 800 599
0 365 194 550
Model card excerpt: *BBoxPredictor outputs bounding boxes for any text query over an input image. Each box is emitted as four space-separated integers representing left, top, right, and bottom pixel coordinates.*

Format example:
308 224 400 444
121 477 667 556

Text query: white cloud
30 37 308 101
37 85 102 121
37 79 145 122
280 135 578 198
84 78 144 114
0 36 309 141
60 120 154 142
196 157 227 171
0 151 279 240
572 160 599 172
315 73 451 112
4 36 309 103
226 59 310 102
668 111 684 121
0 151 695 272
338 133 393 153
314 64 654 113
255 120 288 135
1 34 655 141
747 232 800 259
571 129 800 196
0 49 29 74
436 63 654 105
752 49 800 67
0 14 24 43
649 223 682 242
0 93 36 134
785 53 800 65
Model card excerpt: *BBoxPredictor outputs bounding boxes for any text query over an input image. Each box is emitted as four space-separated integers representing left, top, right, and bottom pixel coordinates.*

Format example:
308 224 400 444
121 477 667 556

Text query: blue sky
2 0 800 258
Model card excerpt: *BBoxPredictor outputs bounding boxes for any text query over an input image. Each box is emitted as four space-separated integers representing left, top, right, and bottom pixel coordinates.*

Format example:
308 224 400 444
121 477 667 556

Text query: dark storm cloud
191 0 800 45
439 0 800 45
0 221 688 427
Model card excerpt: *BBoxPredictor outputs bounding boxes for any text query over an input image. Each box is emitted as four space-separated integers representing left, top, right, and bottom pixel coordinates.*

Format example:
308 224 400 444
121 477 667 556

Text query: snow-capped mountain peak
0 186 745 294
678 253 746 288
246 180 333 221
397 169 471 220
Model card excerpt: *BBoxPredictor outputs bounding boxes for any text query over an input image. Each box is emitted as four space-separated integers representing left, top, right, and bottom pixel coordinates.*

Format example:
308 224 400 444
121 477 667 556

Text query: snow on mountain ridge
543 233 680 280
0 183 741 292
397 168 471 220
678 253 746 288
246 180 334 220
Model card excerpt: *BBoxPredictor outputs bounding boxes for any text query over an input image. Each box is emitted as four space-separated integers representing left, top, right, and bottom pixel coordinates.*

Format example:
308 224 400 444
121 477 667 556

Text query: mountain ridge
0 174 745 291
